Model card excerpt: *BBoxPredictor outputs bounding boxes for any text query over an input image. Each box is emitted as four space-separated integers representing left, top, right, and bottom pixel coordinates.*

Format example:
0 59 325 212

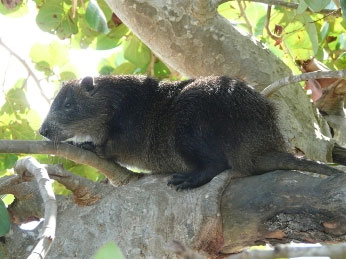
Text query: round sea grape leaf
36 0 64 32
94 24 129 50
85 0 110 34
60 71 77 81
0 79 29 115
283 21 314 60
124 35 151 72
0 199 10 237
30 41 69 71
56 10 79 39
154 61 170 78
99 65 115 75
34 61 52 76
113 62 136 75
304 0 331 12
94 242 124 259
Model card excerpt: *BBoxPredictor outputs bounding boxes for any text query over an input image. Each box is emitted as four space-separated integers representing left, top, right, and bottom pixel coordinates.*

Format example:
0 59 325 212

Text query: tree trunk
3 169 346 258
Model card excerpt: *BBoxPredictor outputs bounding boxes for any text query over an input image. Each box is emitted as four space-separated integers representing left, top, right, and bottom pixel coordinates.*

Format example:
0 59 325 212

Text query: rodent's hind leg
168 167 226 190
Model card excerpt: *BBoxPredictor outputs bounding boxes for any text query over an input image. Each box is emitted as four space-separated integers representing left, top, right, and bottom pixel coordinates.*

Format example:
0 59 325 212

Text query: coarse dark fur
39 75 343 189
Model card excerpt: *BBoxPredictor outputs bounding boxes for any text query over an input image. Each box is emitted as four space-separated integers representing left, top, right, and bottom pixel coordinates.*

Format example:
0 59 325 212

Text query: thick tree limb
15 157 57 259
2 169 345 258
0 140 140 186
261 70 346 97
221 169 346 254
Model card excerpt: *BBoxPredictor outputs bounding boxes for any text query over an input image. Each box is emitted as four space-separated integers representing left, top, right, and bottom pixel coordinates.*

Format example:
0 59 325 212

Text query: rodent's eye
64 103 71 109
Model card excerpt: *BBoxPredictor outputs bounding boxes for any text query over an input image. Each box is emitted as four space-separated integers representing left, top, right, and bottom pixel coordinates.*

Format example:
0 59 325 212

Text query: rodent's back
169 76 287 173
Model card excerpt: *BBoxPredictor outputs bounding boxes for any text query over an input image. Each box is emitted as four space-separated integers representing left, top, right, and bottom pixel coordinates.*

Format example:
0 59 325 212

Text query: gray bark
105 0 334 162
3 169 346 258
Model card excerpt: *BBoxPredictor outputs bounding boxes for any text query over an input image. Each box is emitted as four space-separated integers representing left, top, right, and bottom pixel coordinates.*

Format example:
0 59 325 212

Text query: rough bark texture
3 169 346 258
104 0 334 163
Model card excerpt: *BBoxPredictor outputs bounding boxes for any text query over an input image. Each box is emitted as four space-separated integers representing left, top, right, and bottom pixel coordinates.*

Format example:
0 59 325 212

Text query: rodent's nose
39 124 49 137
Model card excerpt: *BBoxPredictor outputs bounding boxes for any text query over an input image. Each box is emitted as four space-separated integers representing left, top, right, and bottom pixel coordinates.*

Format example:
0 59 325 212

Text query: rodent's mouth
64 135 94 144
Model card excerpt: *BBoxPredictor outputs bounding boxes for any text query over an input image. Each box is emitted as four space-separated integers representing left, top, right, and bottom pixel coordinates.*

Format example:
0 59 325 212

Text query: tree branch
0 38 50 104
236 0 252 34
0 140 141 186
15 157 57 259
265 5 281 41
261 70 346 97
44 164 104 206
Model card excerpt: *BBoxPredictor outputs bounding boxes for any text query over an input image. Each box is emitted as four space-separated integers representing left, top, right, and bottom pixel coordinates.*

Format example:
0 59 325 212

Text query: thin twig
15 157 57 259
0 38 50 104
236 0 252 34
261 70 346 96
0 140 141 186
265 5 280 41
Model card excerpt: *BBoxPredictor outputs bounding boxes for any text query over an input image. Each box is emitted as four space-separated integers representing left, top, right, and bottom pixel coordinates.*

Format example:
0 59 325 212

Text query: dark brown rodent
39 75 342 189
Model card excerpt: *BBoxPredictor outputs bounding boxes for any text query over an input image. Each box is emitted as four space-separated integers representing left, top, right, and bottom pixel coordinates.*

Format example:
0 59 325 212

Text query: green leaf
60 71 77 81
297 0 308 14
283 19 315 60
94 242 124 259
154 61 170 78
341 0 346 20
36 0 78 38
320 22 330 44
0 199 10 237
124 35 151 72
56 9 79 39
304 0 331 12
113 62 136 75
298 14 318 55
36 0 64 32
0 79 29 115
2 195 15 206
93 24 129 50
30 41 70 75
254 15 266 37
68 164 101 182
85 0 110 34
0 154 18 171
53 181 72 196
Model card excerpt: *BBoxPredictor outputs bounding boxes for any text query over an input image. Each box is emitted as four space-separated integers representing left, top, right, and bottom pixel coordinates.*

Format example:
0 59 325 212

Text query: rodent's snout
39 123 49 138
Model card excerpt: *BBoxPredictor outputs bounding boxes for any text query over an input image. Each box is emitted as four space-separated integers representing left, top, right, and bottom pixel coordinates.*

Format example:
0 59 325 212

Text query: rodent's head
39 76 112 145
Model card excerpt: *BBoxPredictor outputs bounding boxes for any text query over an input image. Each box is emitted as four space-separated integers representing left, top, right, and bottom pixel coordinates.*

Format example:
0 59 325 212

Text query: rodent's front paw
95 145 108 159
76 142 96 152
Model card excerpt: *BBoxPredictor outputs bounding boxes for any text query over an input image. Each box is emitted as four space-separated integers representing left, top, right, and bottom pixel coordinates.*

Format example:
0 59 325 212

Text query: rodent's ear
80 76 95 93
